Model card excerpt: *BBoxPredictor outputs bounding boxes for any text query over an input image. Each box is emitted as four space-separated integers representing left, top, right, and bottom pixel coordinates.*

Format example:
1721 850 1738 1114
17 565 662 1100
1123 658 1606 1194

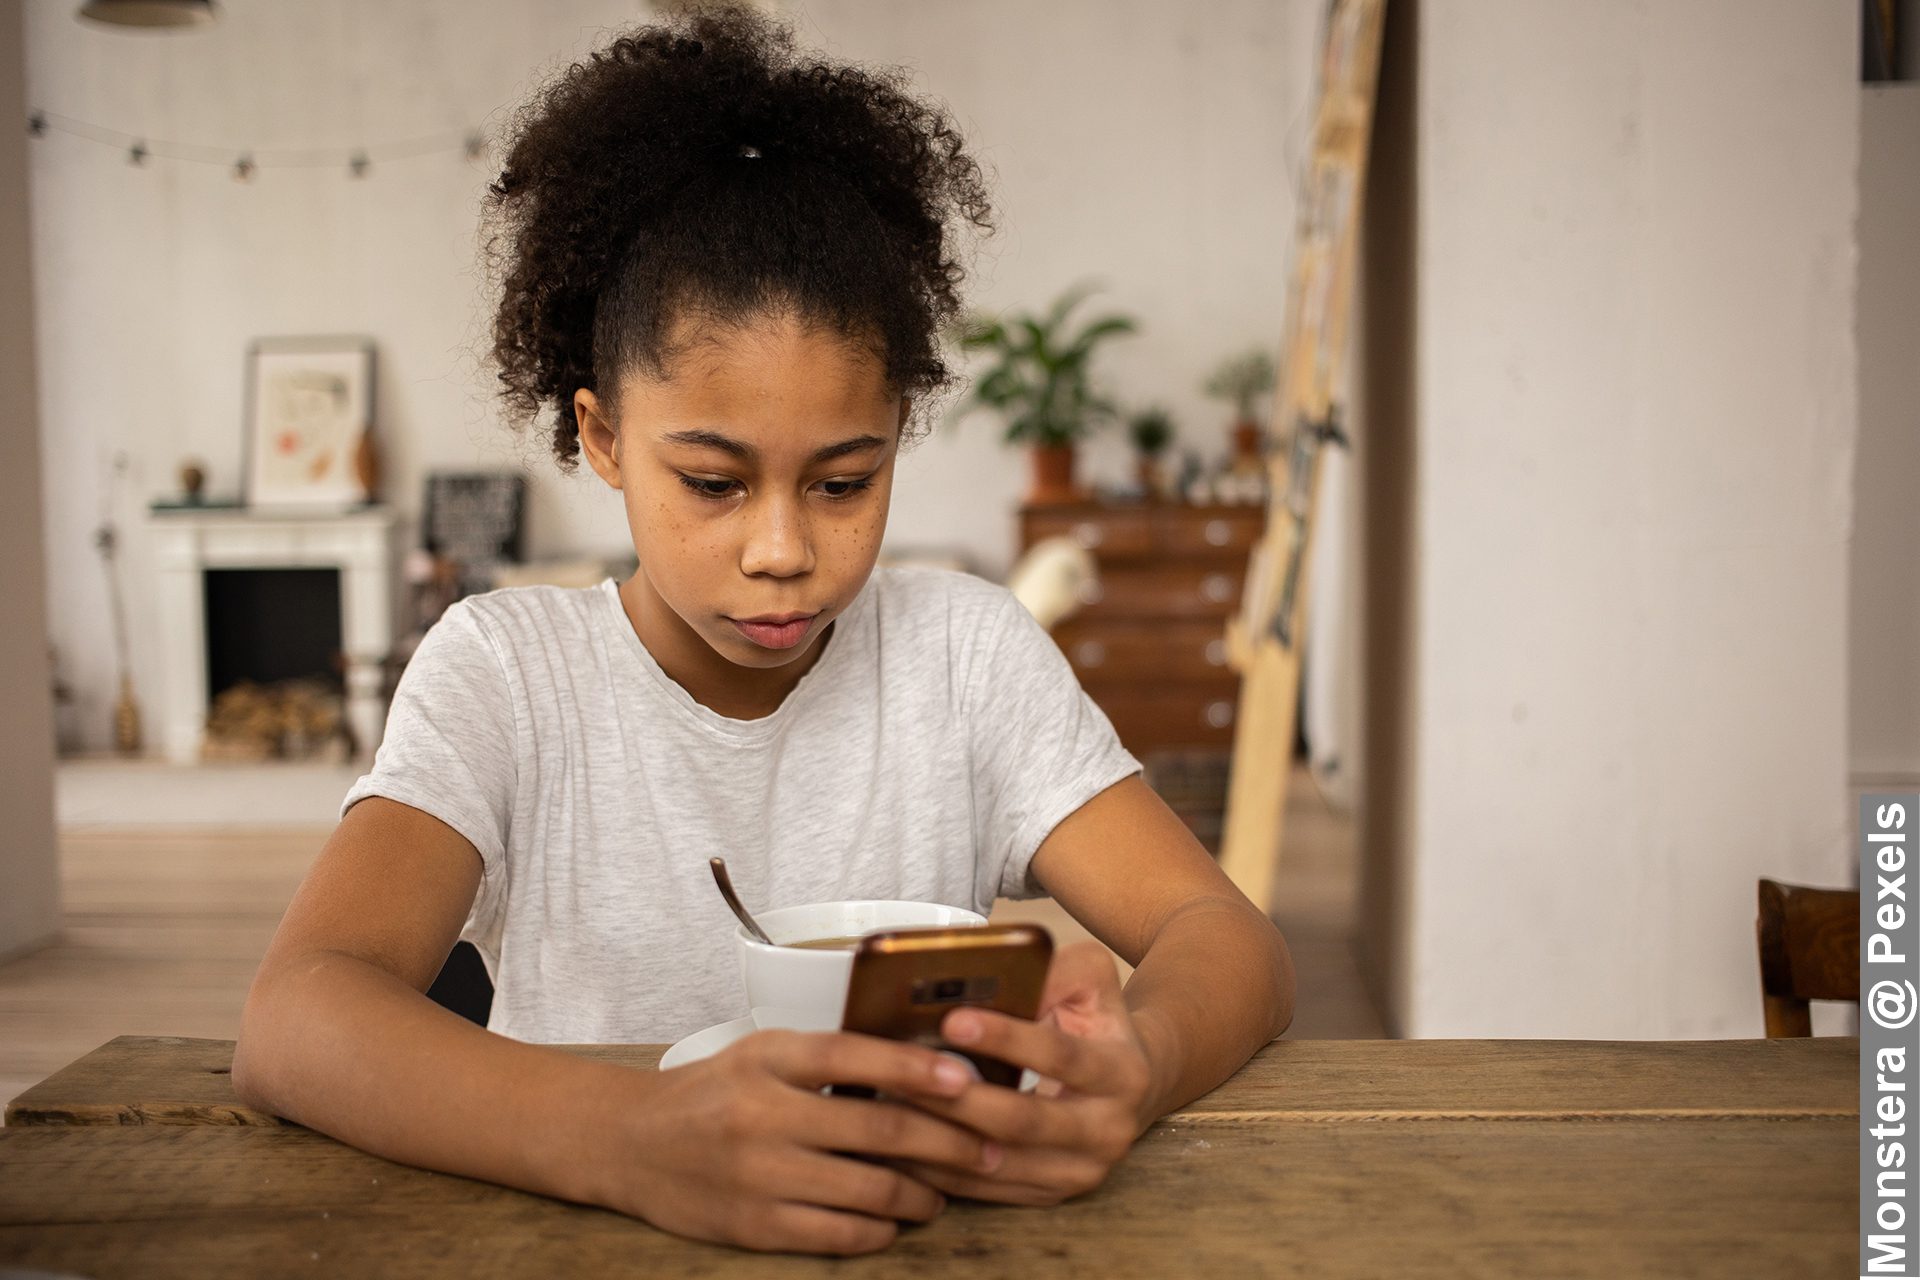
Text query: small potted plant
951 282 1138 504
1127 405 1175 496
1203 348 1277 474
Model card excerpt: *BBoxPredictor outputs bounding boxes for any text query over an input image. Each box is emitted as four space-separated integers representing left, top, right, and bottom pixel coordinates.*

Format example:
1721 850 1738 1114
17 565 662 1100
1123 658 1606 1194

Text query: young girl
233 5 1293 1258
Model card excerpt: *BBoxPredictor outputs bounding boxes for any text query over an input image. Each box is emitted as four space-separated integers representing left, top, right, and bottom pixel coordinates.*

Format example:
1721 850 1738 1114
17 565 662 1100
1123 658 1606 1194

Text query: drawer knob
1076 582 1104 606
1204 700 1235 729
1201 573 1234 604
1205 519 1233 547
1071 521 1105 549
1074 641 1107 668
1204 638 1228 667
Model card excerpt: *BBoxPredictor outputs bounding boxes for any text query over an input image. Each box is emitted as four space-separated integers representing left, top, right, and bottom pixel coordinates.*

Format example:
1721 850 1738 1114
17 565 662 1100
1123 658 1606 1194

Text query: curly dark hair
482 4 995 470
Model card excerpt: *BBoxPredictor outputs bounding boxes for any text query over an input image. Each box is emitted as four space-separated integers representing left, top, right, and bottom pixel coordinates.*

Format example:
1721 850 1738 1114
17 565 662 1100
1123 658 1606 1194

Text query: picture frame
243 336 376 509
422 470 527 596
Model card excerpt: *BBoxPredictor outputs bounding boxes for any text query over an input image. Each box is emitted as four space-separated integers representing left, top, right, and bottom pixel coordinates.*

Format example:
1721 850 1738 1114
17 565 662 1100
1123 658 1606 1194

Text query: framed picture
243 336 376 509
423 470 527 596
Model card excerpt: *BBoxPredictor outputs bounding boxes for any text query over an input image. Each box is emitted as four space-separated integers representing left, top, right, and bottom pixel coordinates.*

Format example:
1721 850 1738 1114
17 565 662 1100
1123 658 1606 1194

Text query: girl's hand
586 1029 1002 1255
893 940 1158 1206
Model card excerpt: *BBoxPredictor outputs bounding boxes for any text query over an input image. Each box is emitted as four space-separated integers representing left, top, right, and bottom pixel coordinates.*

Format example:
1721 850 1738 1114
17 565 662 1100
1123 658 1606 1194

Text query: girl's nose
739 495 815 579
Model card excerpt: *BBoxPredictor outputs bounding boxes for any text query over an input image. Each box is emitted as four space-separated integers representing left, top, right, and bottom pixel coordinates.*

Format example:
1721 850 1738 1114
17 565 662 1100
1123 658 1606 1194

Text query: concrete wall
1359 0 1859 1039
26 0 1323 751
1851 86 1920 781
0 0 60 959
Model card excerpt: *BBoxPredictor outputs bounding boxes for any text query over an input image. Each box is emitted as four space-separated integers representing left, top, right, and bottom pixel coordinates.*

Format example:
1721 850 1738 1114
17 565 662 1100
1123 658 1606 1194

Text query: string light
24 107 493 180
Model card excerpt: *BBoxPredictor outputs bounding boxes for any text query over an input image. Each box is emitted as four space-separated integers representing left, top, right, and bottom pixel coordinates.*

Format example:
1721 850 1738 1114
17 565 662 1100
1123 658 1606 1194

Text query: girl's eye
818 476 875 500
678 474 741 499
676 474 874 501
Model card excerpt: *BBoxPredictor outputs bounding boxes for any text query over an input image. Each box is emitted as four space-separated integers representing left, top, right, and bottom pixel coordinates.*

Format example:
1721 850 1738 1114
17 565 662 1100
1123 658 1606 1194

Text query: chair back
1755 878 1858 1038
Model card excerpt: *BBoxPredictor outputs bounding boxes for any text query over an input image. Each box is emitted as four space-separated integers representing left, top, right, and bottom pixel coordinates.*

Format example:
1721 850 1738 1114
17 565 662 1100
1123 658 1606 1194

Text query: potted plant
1127 405 1175 496
951 282 1138 504
1203 348 1277 474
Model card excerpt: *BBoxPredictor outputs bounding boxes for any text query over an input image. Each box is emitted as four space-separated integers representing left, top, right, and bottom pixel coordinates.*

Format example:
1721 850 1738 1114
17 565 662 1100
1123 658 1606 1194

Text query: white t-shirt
341 566 1140 1044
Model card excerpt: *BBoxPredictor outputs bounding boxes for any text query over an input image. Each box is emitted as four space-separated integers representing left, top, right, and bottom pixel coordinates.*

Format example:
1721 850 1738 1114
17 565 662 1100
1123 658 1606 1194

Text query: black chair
426 941 494 1026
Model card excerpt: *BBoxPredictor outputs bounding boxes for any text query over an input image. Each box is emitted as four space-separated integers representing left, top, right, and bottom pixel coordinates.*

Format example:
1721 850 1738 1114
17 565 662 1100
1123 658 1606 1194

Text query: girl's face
574 311 903 692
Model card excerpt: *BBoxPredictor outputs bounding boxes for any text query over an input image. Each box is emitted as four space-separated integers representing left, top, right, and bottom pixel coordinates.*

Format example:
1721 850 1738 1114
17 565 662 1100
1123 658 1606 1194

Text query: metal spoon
709 857 775 946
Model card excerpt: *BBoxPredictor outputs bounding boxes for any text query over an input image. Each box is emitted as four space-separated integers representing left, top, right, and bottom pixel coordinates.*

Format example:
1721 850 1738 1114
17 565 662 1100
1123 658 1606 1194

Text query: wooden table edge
7 1033 1861 1129
1160 1106 1860 1124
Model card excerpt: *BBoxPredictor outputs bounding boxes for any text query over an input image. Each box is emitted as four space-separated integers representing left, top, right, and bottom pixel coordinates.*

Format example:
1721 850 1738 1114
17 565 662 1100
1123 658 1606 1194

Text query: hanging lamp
77 0 217 29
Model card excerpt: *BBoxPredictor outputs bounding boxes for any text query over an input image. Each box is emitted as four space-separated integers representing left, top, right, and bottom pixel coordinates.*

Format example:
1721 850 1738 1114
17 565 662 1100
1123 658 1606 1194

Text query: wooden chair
1755 878 1858 1037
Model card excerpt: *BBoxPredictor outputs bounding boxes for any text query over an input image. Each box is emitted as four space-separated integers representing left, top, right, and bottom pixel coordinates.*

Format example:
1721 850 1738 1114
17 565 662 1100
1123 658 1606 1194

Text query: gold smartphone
836 923 1054 1092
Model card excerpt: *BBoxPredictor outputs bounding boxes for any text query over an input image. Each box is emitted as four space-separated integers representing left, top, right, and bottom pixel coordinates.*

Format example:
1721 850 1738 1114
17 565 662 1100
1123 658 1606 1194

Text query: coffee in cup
736 900 987 1031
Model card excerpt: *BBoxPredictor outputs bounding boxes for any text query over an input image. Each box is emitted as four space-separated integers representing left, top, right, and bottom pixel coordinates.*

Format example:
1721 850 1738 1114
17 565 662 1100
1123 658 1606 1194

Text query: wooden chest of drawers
1018 501 1262 756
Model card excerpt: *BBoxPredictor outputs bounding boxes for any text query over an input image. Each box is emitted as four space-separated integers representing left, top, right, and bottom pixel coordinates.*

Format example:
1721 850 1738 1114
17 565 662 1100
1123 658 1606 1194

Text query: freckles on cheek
628 493 689 563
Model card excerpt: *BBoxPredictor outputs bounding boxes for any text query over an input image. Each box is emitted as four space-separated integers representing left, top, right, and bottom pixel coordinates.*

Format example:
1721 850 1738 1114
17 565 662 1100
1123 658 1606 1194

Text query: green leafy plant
1202 348 1277 421
951 282 1138 447
1127 405 1175 456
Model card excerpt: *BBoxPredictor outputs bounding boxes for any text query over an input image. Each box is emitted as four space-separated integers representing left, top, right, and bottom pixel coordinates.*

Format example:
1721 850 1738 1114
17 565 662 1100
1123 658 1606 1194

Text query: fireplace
150 508 396 764
204 567 344 697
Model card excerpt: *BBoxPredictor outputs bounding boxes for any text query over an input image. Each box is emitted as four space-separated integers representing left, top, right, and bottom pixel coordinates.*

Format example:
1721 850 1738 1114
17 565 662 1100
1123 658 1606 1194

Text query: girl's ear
574 388 624 490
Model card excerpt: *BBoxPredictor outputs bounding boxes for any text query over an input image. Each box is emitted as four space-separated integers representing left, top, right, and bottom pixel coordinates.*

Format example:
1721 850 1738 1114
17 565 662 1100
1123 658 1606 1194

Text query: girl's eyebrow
660 429 887 464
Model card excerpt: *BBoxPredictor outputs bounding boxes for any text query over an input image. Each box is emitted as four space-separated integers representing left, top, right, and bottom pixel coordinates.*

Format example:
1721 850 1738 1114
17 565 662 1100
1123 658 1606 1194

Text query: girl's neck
617 573 830 721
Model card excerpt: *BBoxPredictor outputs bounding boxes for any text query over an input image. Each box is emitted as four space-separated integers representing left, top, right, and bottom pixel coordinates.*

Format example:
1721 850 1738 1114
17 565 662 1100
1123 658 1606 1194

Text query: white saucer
659 1016 1041 1093
660 1015 757 1070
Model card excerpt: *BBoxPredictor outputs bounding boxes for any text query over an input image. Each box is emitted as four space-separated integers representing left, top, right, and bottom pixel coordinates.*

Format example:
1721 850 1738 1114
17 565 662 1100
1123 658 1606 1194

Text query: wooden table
1 1036 1859 1277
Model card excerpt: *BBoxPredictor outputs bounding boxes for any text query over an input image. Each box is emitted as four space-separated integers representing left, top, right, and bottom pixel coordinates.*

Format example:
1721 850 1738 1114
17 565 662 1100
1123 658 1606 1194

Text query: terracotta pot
1029 443 1078 504
1135 455 1163 495
1231 419 1263 470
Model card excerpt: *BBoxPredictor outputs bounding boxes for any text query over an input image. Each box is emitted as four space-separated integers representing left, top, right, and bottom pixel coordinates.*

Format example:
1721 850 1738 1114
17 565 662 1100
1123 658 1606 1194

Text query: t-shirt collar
599 576 872 742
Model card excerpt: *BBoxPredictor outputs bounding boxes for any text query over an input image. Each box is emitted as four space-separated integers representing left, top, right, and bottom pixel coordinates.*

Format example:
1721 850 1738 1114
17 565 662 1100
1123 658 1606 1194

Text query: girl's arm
1031 773 1296 1122
234 797 602 1196
234 796 1001 1256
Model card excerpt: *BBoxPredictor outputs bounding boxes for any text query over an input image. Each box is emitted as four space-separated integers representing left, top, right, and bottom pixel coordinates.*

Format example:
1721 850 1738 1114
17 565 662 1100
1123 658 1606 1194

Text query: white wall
792 0 1319 561
1851 86 1920 781
1361 0 1859 1039
27 0 1322 752
0 0 60 959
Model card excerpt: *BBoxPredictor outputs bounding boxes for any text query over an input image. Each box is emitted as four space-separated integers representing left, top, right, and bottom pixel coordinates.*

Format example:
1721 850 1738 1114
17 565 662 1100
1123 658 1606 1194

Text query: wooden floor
1 765 1380 1107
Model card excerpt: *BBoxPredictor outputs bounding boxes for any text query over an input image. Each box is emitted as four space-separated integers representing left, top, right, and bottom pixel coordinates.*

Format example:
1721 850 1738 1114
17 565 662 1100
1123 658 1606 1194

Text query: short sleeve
968 593 1142 902
340 600 518 935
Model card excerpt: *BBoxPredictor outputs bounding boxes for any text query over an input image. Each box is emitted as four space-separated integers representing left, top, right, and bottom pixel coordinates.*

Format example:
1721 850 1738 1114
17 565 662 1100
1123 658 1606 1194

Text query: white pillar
0 0 59 960
1359 0 1859 1039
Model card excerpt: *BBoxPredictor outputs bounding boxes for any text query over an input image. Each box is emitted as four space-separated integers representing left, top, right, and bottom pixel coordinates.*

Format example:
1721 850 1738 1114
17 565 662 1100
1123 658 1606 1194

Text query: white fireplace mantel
149 506 397 765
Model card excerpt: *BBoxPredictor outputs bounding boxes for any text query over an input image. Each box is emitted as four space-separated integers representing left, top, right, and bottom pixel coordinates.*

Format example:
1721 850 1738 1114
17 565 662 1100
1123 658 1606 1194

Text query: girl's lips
728 613 818 650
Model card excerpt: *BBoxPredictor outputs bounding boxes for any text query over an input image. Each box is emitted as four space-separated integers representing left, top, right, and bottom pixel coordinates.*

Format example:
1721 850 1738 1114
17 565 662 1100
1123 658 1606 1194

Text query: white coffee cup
737 899 987 1032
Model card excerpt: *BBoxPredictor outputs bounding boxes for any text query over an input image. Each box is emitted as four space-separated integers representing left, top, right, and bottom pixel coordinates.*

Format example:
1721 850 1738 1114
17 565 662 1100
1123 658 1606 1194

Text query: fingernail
933 1058 971 1091
979 1142 1003 1172
947 1012 981 1044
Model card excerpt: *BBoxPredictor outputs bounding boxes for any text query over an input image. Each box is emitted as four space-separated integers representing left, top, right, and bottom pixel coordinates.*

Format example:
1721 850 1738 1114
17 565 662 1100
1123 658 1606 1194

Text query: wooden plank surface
0 1115 1855 1279
3 1036 663 1127
6 1035 1858 1128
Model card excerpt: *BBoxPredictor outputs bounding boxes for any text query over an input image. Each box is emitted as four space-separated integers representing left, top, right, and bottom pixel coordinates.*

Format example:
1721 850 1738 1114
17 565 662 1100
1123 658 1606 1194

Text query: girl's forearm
1121 896 1296 1128
232 950 633 1207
